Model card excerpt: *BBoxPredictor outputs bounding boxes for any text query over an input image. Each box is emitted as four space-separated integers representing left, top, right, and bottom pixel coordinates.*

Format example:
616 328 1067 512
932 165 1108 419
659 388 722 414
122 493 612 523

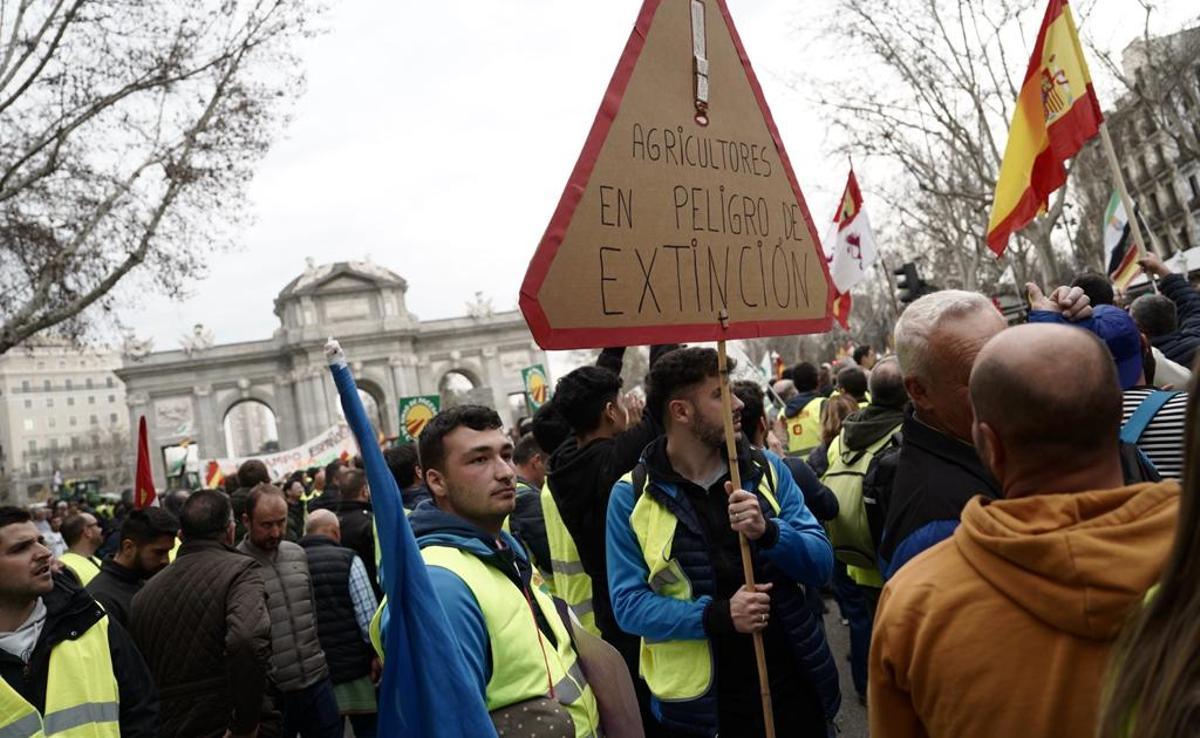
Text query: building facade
117 260 548 486
0 342 130 502
1111 27 1200 254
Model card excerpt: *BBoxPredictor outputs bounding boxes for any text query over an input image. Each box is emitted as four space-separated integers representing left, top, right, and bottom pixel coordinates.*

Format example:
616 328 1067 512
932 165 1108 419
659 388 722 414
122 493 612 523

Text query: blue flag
326 341 494 737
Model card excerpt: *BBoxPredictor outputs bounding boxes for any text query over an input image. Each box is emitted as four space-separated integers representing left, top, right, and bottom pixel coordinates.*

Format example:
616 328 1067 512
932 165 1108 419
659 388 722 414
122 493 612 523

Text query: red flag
135 416 157 509
832 292 853 330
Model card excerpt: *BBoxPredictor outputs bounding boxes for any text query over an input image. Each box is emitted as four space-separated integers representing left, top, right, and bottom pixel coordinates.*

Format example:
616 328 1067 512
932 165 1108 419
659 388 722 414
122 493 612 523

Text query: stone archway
339 379 386 436
439 368 480 408
223 399 280 458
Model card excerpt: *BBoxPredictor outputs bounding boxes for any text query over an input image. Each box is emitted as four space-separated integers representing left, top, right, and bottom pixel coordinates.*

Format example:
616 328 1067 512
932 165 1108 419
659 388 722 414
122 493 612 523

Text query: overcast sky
120 0 1195 358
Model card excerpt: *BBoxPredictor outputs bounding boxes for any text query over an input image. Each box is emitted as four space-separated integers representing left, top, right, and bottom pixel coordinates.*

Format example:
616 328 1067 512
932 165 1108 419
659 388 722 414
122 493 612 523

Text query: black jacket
327 499 380 598
547 417 659 650
878 412 1000 578
509 479 551 576
298 536 374 684
779 456 839 522
0 573 159 737
286 501 304 543
1150 273 1200 367
86 557 144 627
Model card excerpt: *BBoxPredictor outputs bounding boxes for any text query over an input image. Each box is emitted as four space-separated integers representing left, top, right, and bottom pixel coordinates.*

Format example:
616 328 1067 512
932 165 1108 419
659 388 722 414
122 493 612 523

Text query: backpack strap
749 448 777 498
631 462 649 501
1120 391 1180 444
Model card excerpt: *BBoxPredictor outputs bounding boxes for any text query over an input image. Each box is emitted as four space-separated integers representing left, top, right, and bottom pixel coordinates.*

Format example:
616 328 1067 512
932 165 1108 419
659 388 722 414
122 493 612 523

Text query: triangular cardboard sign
521 0 833 350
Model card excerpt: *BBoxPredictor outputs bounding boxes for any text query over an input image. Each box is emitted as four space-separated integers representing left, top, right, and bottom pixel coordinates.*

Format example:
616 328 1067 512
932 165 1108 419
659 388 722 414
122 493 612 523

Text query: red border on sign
519 0 834 350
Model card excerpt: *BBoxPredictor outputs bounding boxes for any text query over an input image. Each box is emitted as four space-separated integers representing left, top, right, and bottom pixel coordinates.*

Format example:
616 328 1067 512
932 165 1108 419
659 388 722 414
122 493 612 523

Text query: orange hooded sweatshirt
868 481 1180 738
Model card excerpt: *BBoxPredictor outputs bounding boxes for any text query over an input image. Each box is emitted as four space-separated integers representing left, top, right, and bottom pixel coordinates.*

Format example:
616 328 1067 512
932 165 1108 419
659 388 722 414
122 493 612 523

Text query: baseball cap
1087 305 1143 390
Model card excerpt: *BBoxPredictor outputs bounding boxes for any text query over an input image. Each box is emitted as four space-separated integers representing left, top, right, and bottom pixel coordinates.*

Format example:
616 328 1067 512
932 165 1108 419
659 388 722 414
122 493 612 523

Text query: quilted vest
237 539 329 692
298 537 374 684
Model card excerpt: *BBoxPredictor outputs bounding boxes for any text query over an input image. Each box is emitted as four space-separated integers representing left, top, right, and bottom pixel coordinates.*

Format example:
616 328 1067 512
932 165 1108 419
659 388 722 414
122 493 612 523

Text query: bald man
869 324 1181 738
298 509 380 736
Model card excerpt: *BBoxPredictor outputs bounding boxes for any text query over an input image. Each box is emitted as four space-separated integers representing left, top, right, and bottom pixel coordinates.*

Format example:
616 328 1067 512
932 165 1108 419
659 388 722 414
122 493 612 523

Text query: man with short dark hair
608 348 838 736
507 434 551 580
0 506 158 737
1070 271 1115 308
299 510 379 738
384 405 601 735
231 459 271 542
59 512 103 586
836 365 869 404
781 361 826 455
1135 251 1200 366
870 324 1180 738
325 468 379 597
87 508 179 626
131 490 273 738
383 443 429 510
852 344 877 370
238 485 340 738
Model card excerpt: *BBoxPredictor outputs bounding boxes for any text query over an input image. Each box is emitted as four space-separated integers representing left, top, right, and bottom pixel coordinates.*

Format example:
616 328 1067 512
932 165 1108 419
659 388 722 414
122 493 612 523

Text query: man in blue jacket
606 347 836 737
408 405 601 737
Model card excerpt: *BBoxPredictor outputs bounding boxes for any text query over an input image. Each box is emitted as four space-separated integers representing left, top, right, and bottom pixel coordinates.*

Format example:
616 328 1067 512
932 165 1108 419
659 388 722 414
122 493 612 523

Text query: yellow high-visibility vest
542 483 597 636
624 463 780 704
59 553 100 587
785 397 825 455
0 613 120 737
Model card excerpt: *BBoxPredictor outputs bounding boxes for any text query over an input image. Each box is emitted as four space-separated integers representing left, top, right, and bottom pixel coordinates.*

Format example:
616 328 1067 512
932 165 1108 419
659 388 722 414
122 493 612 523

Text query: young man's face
245 494 288 552
678 375 743 449
128 535 176 578
0 521 54 600
428 426 516 530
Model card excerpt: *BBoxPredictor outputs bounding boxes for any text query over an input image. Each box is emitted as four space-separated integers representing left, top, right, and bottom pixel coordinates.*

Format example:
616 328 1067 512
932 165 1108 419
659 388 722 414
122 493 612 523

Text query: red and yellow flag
134 416 157 509
204 460 225 490
986 0 1102 256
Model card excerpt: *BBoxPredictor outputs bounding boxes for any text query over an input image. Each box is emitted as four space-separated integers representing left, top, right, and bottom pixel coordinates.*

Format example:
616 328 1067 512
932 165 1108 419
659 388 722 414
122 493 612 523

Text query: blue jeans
281 677 342 738
832 564 873 698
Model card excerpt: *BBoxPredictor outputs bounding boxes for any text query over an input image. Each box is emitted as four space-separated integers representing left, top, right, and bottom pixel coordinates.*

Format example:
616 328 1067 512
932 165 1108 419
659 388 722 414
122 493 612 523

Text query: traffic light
893 262 923 305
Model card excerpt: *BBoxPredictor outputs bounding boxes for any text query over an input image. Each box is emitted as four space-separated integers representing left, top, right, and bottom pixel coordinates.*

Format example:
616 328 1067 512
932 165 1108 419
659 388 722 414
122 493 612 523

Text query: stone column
481 347 512 426
191 384 219 461
273 377 300 449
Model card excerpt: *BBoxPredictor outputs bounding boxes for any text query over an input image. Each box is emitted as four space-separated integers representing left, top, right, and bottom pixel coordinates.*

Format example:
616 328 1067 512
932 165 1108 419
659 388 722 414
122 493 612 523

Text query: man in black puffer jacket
299 510 379 738
1131 252 1200 367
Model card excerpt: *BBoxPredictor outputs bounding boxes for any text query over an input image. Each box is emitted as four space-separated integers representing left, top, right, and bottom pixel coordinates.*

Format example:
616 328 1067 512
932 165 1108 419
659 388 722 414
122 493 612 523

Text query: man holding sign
606 347 837 736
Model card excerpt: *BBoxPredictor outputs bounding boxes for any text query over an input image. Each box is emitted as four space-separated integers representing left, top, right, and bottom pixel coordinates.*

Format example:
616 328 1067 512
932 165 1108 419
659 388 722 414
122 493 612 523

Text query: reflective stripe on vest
58 553 100 587
0 613 120 738
541 483 598 637
420 545 601 738
785 397 825 454
625 463 780 703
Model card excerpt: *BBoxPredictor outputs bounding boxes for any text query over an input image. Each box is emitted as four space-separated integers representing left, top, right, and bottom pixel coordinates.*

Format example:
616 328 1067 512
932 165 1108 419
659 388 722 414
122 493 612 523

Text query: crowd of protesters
2 253 1199 738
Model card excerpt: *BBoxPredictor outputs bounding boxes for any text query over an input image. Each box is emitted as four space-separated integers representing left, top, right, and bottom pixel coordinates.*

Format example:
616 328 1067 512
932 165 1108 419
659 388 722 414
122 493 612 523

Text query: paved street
822 595 868 737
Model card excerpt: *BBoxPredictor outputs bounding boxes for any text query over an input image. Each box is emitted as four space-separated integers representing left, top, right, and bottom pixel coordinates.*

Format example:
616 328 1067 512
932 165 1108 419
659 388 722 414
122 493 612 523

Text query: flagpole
717 319 776 738
1098 121 1160 293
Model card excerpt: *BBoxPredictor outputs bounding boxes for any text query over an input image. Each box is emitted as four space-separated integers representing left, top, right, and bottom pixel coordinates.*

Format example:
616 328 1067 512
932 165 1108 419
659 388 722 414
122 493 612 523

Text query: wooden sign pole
717 329 775 738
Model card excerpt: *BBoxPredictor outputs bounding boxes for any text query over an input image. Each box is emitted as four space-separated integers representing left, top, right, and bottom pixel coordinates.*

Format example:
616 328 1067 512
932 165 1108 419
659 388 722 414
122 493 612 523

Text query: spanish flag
986 0 1102 257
